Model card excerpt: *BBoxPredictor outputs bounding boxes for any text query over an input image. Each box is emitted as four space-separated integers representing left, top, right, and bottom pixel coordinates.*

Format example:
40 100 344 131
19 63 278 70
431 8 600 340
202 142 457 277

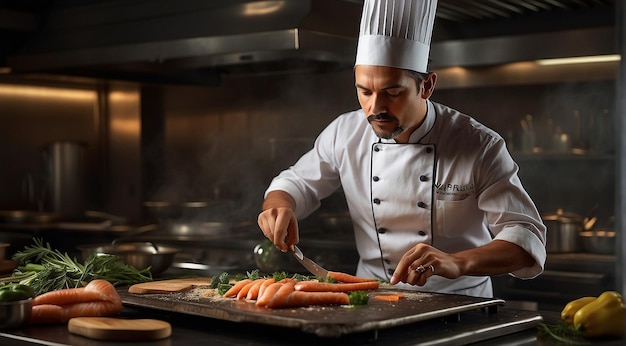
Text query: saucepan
542 209 583 253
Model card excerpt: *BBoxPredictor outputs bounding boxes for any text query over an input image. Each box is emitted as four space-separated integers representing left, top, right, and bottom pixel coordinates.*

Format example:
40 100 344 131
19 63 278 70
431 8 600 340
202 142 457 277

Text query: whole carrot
327 271 377 283
294 281 379 292
223 279 252 298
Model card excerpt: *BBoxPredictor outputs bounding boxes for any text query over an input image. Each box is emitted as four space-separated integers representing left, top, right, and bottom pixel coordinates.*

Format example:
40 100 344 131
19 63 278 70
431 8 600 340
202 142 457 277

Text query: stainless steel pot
78 242 179 274
580 230 615 254
542 209 583 253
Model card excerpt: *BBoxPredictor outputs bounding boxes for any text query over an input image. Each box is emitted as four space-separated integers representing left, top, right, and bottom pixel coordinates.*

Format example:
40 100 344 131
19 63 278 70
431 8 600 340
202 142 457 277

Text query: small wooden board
68 317 171 341
128 277 214 294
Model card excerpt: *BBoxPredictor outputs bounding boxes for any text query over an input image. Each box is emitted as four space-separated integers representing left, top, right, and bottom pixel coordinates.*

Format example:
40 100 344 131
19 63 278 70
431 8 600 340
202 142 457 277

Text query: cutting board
68 317 171 341
128 277 214 294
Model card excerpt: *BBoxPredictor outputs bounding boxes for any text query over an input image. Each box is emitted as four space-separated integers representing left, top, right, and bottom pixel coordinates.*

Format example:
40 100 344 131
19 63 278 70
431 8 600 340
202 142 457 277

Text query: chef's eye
386 89 401 96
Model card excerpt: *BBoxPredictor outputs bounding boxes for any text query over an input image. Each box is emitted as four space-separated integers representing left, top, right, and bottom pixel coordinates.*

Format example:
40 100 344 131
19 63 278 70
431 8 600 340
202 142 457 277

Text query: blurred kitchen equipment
0 298 32 329
0 243 8 261
551 126 570 153
519 114 535 153
580 230 615 255
319 212 352 233
78 242 179 274
43 141 86 219
143 201 180 221
542 209 583 253
0 210 62 224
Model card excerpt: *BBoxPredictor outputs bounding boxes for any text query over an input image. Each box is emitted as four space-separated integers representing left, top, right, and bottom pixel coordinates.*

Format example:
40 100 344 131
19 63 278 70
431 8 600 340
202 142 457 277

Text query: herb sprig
1 238 152 295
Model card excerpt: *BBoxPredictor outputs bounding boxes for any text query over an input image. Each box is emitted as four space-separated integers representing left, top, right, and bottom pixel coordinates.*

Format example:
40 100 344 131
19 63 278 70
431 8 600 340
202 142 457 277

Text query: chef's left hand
389 243 463 286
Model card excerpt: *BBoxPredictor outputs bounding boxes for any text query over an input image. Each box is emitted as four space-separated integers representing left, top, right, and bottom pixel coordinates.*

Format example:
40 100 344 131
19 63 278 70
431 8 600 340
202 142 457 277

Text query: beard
367 113 404 139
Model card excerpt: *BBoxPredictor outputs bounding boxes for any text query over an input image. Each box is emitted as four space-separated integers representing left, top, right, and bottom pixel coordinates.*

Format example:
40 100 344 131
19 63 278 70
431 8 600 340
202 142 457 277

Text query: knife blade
291 245 329 278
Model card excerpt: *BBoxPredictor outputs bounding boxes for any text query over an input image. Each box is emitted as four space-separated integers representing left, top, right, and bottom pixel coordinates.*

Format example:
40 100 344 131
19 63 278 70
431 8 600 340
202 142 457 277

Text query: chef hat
355 0 438 73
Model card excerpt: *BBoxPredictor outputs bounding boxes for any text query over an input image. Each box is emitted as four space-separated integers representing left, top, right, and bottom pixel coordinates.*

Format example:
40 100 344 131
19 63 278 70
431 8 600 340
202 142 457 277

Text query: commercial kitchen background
0 0 623 312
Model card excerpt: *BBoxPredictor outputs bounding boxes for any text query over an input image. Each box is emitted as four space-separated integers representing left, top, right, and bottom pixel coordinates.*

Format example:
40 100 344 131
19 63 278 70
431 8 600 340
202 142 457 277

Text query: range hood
2 0 616 84
5 0 363 84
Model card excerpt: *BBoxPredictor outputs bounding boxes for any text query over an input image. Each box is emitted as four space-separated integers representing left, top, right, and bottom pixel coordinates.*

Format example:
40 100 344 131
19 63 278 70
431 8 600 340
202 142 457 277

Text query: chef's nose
371 93 387 115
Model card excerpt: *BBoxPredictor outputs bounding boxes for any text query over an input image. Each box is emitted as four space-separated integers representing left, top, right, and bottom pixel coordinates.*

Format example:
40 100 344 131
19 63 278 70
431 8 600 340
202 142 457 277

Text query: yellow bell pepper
573 291 625 338
561 296 596 325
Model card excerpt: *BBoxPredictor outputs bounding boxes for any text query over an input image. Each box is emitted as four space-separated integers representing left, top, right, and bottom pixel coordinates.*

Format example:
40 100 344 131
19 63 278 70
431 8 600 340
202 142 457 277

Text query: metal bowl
0 298 32 329
78 242 180 274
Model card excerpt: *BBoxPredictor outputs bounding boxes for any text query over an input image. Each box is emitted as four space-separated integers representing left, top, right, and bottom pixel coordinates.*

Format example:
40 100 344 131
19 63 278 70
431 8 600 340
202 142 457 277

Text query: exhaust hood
5 0 363 84
2 0 615 84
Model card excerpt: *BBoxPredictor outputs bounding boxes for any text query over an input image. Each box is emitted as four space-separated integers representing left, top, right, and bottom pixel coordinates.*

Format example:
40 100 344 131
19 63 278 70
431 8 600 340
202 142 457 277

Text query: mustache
367 113 397 122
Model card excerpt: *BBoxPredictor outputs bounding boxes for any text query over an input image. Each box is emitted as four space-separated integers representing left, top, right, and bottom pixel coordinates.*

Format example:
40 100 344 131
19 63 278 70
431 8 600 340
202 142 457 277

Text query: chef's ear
421 72 437 99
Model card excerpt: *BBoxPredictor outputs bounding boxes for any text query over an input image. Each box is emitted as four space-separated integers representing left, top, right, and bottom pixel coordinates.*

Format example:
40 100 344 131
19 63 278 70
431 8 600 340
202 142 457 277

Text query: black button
419 175 428 182
426 147 433 153
373 176 380 182
384 258 391 264
378 228 387 234
418 230 427 236
374 146 381 152
387 268 394 275
417 201 426 208
373 198 381 204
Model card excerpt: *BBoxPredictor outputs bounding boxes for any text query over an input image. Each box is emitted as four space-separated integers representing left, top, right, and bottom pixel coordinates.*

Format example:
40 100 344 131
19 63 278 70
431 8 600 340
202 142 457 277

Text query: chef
257 0 547 298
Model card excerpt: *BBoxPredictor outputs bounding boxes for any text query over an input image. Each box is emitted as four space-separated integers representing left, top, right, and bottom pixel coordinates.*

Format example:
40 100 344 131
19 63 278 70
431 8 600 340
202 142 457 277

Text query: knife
291 245 329 278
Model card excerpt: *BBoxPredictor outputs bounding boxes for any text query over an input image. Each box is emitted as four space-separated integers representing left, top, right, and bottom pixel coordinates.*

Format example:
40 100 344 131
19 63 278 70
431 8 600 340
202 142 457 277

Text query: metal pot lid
542 208 583 222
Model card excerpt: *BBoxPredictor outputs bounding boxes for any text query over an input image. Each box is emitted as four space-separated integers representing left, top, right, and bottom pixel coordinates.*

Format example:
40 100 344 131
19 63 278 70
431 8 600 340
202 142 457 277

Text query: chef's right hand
258 190 300 252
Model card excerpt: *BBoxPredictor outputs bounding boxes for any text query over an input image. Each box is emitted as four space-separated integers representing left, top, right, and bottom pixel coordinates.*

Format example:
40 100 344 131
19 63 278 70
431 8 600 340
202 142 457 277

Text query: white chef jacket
265 100 547 298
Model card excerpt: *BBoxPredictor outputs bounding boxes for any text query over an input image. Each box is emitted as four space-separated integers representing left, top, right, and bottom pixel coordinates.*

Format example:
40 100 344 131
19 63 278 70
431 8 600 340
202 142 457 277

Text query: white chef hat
355 0 438 73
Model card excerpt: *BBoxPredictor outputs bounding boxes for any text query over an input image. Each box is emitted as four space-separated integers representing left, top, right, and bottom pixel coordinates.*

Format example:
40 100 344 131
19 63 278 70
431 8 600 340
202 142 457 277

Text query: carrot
29 280 123 324
327 271 377 283
255 282 284 307
257 278 276 299
247 278 273 300
294 280 379 292
236 279 259 300
29 304 63 324
33 279 122 307
266 281 296 308
372 294 405 302
267 291 350 309
223 279 252 298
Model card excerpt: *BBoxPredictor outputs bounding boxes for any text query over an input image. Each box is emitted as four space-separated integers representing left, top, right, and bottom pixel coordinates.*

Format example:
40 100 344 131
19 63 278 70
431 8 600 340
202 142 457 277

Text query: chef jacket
265 100 547 298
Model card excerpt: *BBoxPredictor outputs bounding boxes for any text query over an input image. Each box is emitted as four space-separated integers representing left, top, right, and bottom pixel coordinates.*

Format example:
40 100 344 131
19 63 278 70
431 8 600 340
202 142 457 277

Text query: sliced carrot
327 271 377 283
294 280 379 292
372 294 405 302
223 279 252 298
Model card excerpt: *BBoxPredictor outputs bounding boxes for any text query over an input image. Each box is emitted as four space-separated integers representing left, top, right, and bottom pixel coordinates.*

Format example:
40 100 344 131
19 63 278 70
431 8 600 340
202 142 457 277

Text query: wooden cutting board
68 317 171 341
128 277 214 294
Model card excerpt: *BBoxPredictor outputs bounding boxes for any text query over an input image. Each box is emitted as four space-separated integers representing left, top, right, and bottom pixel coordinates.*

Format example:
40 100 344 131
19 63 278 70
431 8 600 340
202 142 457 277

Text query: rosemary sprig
6 238 152 295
